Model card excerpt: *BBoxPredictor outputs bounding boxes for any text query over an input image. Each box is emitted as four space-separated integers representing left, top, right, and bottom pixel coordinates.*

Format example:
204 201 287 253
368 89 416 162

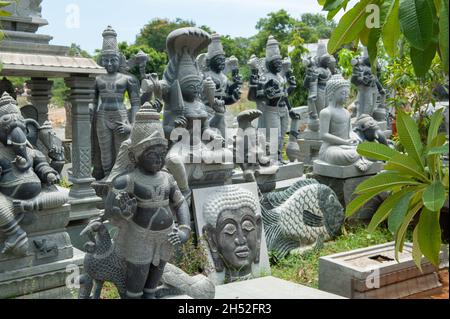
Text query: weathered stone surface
313 160 383 179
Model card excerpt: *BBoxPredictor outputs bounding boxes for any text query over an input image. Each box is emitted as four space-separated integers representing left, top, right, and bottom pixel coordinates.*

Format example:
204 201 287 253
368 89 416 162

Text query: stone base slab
69 196 102 222
313 160 383 179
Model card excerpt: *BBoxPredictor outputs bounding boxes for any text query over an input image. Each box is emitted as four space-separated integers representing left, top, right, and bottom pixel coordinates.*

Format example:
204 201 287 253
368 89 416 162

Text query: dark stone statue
202 185 262 283
248 36 299 163
0 92 67 256
92 26 140 180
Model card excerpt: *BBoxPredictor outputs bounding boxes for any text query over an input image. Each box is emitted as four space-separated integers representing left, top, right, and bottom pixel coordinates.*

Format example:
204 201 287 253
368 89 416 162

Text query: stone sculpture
234 109 278 186
2 0 42 18
197 34 243 137
248 36 299 163
91 26 140 180
0 92 68 256
351 52 386 121
261 179 344 258
78 220 215 299
354 114 390 146
303 45 336 132
202 185 262 283
317 74 372 171
102 128 191 299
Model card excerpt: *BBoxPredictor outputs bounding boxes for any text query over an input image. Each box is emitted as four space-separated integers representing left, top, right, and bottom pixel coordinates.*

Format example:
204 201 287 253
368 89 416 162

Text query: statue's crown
178 52 202 85
0 92 20 117
130 102 165 149
101 25 119 55
207 34 225 60
265 35 282 63
326 74 350 97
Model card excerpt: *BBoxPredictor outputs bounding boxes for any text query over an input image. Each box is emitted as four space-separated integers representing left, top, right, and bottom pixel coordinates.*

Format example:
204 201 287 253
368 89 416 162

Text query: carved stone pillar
64 75 96 199
27 77 53 125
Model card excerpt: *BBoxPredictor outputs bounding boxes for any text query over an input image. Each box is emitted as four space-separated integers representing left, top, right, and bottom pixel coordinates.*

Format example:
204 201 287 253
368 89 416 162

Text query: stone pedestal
313 161 383 219
0 202 84 299
319 242 445 299
27 77 53 125
298 130 322 165
64 76 98 200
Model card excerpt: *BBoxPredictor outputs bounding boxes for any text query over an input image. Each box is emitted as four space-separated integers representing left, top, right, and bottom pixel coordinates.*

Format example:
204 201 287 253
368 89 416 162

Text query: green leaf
385 153 428 182
395 200 423 261
427 133 447 175
355 172 421 194
396 109 424 168
357 142 400 161
428 144 449 155
418 208 442 266
383 0 401 57
399 0 435 50
412 224 423 271
439 0 449 73
411 42 437 77
346 189 386 217
423 181 446 212
323 0 345 11
427 108 444 146
388 192 414 233
328 0 374 53
368 187 418 233
367 28 381 70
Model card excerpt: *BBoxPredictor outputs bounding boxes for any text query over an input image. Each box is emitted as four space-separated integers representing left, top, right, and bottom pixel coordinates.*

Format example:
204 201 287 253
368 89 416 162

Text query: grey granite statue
318 75 372 171
354 114 389 146
91 26 140 180
197 34 243 137
78 219 215 299
261 179 344 258
351 52 386 121
234 109 278 184
0 92 67 256
2 0 42 18
248 36 299 163
102 128 191 299
303 47 336 132
202 185 262 283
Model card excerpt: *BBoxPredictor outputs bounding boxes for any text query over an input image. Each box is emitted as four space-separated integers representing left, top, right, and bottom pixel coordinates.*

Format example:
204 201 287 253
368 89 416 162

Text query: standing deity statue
318 75 372 171
303 45 336 132
104 130 191 299
91 26 141 180
197 34 243 137
0 93 68 256
248 36 299 163
351 52 386 120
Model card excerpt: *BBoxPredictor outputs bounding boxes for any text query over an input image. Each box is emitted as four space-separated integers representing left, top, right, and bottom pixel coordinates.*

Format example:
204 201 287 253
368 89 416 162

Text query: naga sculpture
0 92 68 256
197 34 243 137
91 26 140 180
261 179 343 258
202 185 262 283
248 36 299 163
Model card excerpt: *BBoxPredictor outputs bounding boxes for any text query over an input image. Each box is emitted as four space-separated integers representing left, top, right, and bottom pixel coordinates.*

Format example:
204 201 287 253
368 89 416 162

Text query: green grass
271 225 397 288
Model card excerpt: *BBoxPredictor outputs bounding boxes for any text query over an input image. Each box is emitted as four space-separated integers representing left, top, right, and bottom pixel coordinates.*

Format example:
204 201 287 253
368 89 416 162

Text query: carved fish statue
261 179 344 258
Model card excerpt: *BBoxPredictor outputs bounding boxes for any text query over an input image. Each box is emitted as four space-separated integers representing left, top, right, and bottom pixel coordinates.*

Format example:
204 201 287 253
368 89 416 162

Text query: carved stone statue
197 34 243 137
317 75 372 171
202 185 262 283
303 49 335 132
2 0 42 18
354 114 390 146
261 179 344 258
351 53 386 120
0 92 68 256
103 129 191 299
248 36 299 163
91 26 140 180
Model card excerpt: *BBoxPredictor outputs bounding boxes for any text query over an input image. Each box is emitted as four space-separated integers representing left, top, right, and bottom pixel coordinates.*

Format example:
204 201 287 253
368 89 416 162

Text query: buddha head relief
326 74 350 105
202 186 261 279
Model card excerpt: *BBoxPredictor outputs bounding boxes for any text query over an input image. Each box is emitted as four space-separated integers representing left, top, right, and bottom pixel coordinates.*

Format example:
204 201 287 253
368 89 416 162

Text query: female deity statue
318 75 372 171
91 26 141 180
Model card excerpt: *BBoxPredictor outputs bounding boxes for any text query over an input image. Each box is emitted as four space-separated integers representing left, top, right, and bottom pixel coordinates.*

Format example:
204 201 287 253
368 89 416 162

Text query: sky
39 0 334 54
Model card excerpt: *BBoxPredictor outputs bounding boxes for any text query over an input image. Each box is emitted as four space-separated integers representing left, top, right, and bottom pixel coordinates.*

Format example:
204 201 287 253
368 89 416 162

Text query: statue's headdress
130 129 168 160
101 25 119 56
203 185 259 226
265 36 282 63
356 114 379 132
207 34 225 60
326 74 350 98
0 92 21 117
130 102 164 147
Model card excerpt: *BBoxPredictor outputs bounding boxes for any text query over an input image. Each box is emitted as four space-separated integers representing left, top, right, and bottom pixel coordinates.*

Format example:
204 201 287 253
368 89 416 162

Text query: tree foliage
318 0 449 77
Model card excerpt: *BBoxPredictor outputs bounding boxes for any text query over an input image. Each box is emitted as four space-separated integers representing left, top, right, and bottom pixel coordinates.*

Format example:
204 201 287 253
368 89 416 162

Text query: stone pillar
27 78 53 125
65 75 96 199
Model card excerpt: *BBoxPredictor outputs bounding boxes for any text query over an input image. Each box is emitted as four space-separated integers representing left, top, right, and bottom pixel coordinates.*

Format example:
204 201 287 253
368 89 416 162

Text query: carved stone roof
0 51 106 77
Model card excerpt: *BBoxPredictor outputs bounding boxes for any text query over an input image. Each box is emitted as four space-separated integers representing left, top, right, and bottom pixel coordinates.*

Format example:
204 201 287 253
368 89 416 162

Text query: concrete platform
215 276 345 299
